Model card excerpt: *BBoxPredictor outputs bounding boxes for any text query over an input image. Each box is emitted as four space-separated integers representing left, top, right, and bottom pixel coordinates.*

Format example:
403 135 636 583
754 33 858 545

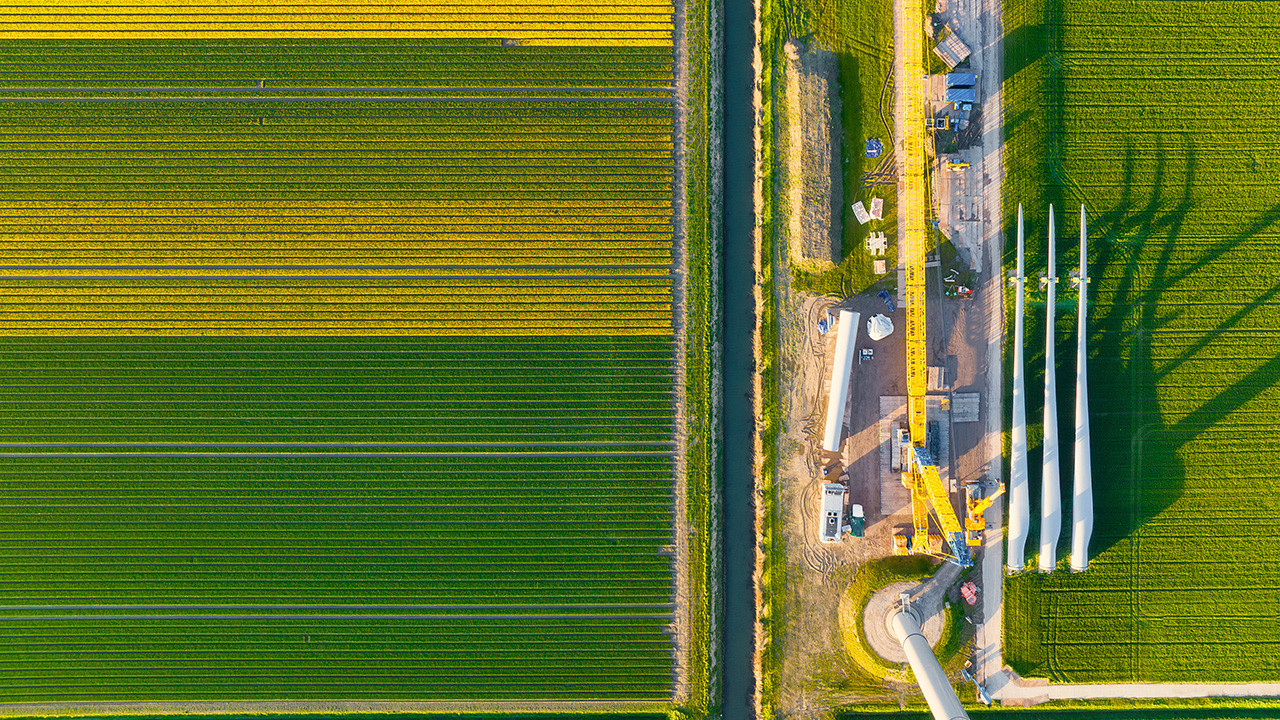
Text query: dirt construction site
769 0 1006 709
771 255 1001 715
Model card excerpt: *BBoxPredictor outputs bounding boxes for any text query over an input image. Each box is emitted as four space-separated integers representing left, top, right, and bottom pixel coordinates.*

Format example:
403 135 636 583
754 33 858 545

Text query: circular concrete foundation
862 579 947 663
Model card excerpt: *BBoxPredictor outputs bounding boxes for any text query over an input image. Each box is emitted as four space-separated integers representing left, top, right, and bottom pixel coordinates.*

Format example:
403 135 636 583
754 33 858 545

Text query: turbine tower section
889 596 970 720
1007 205 1030 573
1039 205 1061 573
1070 205 1093 572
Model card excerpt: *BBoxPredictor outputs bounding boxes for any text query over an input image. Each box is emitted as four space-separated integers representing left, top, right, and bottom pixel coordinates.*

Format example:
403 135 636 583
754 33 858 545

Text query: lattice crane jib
902 0 929 444
899 0 972 568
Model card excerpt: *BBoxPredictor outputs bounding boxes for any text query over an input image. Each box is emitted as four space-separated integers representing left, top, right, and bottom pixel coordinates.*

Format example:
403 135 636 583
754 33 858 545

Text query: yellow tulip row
0 240 673 252
0 322 674 336
0 294 671 306
0 299 670 311
0 306 671 319
12 0 674 6
0 265 672 278
1 278 672 293
0 254 672 265
0 31 670 48
0 0 674 45
0 203 673 216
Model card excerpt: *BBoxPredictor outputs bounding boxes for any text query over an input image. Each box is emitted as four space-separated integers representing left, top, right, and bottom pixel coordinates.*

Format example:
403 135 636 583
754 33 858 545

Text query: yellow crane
896 0 972 567
966 482 1006 547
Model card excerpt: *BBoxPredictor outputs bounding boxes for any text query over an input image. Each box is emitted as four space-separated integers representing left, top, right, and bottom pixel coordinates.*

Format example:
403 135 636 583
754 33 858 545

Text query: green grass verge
759 0 786 715
836 556 937 680
679 0 718 715
785 0 897 297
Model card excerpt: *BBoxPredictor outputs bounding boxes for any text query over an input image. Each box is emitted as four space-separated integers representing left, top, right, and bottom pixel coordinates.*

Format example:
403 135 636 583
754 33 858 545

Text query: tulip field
0 0 713 707
0 1 674 45
0 40 676 335
0 338 679 700
1003 0 1280 682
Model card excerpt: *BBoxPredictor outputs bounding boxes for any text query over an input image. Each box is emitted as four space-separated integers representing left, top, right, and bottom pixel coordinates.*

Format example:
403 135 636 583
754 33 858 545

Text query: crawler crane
894 0 973 569
882 4 988 718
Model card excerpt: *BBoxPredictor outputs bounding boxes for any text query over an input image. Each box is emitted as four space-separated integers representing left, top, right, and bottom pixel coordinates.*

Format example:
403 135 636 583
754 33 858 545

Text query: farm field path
996 678 1280 702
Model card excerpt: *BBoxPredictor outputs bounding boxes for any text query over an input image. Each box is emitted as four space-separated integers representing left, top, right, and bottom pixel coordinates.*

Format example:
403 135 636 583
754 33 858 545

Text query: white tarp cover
851 201 871 225
867 313 894 341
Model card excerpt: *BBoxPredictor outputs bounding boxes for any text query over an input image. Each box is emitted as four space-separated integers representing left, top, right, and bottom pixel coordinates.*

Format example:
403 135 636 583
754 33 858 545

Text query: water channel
721 0 757 717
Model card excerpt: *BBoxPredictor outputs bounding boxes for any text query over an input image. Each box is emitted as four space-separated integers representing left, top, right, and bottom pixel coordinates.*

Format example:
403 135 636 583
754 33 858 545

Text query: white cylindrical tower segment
890 604 970 720
1071 205 1094 572
822 310 861 453
1007 204 1030 572
1039 206 1062 573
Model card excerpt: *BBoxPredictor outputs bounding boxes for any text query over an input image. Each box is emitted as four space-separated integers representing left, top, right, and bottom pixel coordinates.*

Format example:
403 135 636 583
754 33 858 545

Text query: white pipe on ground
1008 204 1030 573
822 310 861 453
1039 206 1062 573
1071 204 1094 572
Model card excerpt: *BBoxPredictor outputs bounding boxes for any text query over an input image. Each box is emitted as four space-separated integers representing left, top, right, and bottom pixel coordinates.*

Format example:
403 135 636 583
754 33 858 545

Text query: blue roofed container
944 86 977 103
945 72 976 87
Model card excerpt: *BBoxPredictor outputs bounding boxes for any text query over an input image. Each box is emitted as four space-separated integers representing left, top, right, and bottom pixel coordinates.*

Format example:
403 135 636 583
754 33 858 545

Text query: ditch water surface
721 0 756 717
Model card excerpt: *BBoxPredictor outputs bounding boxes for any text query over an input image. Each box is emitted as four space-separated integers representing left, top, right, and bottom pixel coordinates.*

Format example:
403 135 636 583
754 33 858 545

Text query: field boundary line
0 609 670 617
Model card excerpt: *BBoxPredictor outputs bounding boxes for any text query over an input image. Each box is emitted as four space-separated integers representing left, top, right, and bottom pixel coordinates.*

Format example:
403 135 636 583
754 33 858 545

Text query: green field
774 0 898 296
0 15 712 709
0 340 677 699
1003 0 1280 682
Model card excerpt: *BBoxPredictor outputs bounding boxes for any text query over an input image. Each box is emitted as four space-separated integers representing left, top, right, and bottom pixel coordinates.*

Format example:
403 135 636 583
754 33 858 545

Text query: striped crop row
0 3 675 46
0 41 675 335
0 336 678 699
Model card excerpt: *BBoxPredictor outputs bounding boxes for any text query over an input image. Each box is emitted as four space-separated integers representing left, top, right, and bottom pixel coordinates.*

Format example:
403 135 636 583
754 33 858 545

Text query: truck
846 504 866 538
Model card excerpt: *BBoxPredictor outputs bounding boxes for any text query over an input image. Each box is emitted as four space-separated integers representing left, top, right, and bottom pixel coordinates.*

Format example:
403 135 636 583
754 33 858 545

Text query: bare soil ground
770 269 922 718
770 12 996 709
783 39 842 268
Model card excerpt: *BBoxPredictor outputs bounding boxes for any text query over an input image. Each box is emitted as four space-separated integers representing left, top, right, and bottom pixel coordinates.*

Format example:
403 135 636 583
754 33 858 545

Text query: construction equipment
892 533 910 555
925 115 951 131
965 482 1006 547
847 504 866 538
899 0 972 569
960 666 993 706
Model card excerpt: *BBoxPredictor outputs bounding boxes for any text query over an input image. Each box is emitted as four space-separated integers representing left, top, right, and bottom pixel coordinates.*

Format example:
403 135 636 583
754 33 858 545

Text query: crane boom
902 0 929 444
899 0 971 567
